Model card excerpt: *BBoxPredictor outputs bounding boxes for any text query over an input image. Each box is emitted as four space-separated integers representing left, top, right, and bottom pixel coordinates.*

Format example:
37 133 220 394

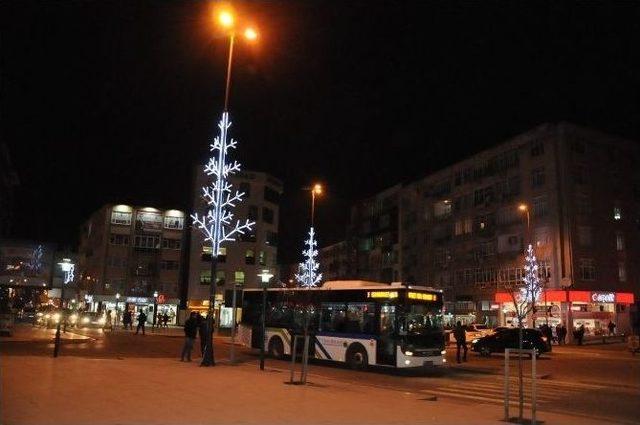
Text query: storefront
495 290 635 337
187 292 241 329
90 295 180 325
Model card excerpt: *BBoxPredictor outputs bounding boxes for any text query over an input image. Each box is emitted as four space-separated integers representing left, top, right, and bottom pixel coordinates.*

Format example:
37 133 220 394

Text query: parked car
76 312 106 329
471 328 549 358
465 323 493 342
36 308 77 328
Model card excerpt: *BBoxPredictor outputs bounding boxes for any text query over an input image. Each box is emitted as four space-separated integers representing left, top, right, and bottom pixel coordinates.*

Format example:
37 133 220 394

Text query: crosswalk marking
420 378 606 406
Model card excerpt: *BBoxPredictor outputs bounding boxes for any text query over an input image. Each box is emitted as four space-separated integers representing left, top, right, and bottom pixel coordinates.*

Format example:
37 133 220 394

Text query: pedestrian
104 310 113 332
543 324 553 350
135 310 147 335
181 312 198 362
575 324 585 346
454 321 467 363
198 314 208 357
123 310 132 330
608 321 616 336
556 323 564 345
163 312 169 328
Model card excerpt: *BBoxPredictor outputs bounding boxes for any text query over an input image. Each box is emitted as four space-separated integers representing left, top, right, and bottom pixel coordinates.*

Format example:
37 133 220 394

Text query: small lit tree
295 227 322 289
501 243 542 422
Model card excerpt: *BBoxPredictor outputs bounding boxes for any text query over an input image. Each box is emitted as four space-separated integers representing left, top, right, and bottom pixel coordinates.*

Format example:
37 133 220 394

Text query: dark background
2 1 639 264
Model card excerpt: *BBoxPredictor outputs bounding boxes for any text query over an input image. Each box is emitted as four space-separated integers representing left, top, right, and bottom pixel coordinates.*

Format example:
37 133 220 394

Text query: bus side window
380 305 395 334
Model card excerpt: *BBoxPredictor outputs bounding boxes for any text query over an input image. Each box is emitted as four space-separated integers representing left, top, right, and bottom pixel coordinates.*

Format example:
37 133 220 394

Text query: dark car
471 328 549 358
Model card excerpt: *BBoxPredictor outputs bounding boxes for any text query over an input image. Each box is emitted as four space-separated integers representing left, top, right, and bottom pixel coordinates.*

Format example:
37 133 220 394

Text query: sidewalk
1 355 620 425
1 325 93 343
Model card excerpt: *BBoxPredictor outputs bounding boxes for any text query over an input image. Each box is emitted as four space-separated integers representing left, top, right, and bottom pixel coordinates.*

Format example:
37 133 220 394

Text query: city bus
238 280 446 370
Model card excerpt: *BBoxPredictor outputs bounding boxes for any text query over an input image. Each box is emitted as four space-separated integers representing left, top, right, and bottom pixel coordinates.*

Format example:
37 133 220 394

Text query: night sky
2 1 639 264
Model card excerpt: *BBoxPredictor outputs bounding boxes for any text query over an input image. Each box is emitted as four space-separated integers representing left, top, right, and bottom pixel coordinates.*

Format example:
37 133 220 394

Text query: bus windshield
398 304 443 335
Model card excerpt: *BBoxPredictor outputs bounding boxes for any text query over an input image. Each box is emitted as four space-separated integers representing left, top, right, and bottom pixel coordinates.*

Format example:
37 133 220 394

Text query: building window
161 238 181 250
616 233 625 251
532 195 548 217
234 271 245 284
160 260 180 271
434 200 452 218
240 232 257 243
577 226 592 247
218 247 227 263
618 262 626 282
264 186 281 204
164 216 184 230
262 207 274 224
531 167 545 188
248 206 259 221
245 249 255 265
239 182 251 197
111 211 132 225
266 231 278 246
534 227 551 247
258 251 267 266
109 234 130 246
579 259 596 281
107 257 128 268
134 235 160 249
613 207 622 221
216 271 226 286
531 141 544 157
200 270 212 284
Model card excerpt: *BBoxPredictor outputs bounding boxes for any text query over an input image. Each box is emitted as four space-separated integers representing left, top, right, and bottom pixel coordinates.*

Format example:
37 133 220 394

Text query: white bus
238 281 446 369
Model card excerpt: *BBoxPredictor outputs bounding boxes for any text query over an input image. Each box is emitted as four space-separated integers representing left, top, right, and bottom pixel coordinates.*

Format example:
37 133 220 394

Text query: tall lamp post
191 8 259 367
115 292 121 328
152 291 159 331
53 258 74 358
310 183 322 227
257 270 273 370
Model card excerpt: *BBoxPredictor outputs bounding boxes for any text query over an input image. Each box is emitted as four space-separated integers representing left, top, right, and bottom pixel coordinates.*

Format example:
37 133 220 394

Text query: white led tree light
295 227 322 288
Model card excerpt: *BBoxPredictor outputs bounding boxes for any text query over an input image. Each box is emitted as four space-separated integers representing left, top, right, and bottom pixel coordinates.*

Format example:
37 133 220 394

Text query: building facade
337 123 638 335
319 241 356 282
187 170 282 325
77 204 186 324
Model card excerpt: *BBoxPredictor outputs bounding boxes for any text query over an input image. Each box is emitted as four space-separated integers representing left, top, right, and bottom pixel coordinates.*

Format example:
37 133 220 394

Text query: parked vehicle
471 328 549 358
451 323 494 343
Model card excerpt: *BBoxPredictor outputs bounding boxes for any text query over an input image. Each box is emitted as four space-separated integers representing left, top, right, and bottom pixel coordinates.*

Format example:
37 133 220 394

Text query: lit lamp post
190 8 258 367
153 290 159 331
257 270 273 370
115 293 120 328
310 183 322 227
53 258 74 358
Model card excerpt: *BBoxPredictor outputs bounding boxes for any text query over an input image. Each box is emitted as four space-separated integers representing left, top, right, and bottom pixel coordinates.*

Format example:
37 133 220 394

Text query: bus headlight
404 351 414 356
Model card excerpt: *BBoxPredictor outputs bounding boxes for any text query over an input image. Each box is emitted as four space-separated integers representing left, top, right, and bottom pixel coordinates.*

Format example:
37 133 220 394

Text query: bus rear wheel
346 344 368 370
268 336 285 360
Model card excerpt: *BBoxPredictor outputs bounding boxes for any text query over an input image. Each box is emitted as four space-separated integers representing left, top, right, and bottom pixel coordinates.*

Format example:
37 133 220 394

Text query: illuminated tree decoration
295 227 322 288
62 264 75 285
28 245 44 274
191 112 255 255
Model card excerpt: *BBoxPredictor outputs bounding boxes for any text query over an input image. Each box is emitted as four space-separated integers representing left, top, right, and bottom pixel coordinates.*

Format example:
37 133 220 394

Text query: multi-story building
187 170 282 326
0 143 19 238
77 204 186 324
398 123 639 333
319 241 356 281
345 185 401 283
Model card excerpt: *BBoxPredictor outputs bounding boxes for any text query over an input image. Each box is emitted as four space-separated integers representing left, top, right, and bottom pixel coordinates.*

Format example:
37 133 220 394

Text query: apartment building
398 123 639 332
187 170 282 326
78 204 186 323
319 241 356 282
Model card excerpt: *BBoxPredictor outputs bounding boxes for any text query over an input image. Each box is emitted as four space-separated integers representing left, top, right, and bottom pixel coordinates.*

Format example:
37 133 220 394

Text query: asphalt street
2 325 639 424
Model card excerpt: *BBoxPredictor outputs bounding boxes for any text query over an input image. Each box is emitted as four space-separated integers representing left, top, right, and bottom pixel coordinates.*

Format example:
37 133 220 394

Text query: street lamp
115 292 120 328
518 203 530 240
54 258 74 358
310 183 322 227
192 9 259 368
257 270 273 370
153 290 159 331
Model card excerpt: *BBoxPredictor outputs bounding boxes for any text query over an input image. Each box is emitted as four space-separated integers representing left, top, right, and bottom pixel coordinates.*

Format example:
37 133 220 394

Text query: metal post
260 284 267 370
532 350 537 425
230 284 238 363
301 335 310 384
53 283 65 358
201 256 218 366
504 348 510 421
153 299 157 332
290 335 299 383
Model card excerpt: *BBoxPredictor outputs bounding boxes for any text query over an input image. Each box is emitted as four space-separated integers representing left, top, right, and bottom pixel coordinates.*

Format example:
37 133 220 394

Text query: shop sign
157 294 166 304
591 292 615 303
126 296 150 304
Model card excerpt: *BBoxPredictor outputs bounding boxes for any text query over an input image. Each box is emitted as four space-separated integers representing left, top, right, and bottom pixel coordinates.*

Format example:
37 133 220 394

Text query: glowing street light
257 270 274 370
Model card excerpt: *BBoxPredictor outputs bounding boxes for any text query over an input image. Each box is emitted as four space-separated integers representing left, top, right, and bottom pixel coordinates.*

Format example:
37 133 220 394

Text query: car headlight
53 313 61 322
404 351 413 356
37 312 44 317
471 339 479 344
441 350 447 355
70 315 78 322
82 317 90 324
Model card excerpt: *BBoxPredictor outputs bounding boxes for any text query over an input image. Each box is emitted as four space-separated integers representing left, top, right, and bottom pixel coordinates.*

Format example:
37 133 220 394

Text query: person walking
575 324 585 345
135 310 147 335
543 324 553 351
181 312 198 362
123 310 132 330
163 312 169 328
454 321 467 363
608 321 616 336
556 323 564 345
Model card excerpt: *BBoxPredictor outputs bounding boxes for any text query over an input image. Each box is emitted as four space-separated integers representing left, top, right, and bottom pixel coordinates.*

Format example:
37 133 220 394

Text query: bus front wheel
267 336 285 360
346 344 368 370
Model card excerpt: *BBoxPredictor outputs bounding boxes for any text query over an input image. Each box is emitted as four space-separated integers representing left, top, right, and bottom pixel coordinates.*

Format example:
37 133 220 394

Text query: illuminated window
111 211 132 225
164 216 184 230
613 207 622 221
258 251 267 266
200 270 211 285
216 271 226 286
218 247 227 263
234 271 245 284
245 250 255 265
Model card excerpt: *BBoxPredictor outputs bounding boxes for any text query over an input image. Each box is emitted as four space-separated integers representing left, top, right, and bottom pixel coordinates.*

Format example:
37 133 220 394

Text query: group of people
102 309 171 335
181 312 211 362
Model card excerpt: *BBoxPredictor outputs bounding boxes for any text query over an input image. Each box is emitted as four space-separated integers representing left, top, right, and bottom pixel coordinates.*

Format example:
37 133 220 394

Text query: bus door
376 304 396 366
